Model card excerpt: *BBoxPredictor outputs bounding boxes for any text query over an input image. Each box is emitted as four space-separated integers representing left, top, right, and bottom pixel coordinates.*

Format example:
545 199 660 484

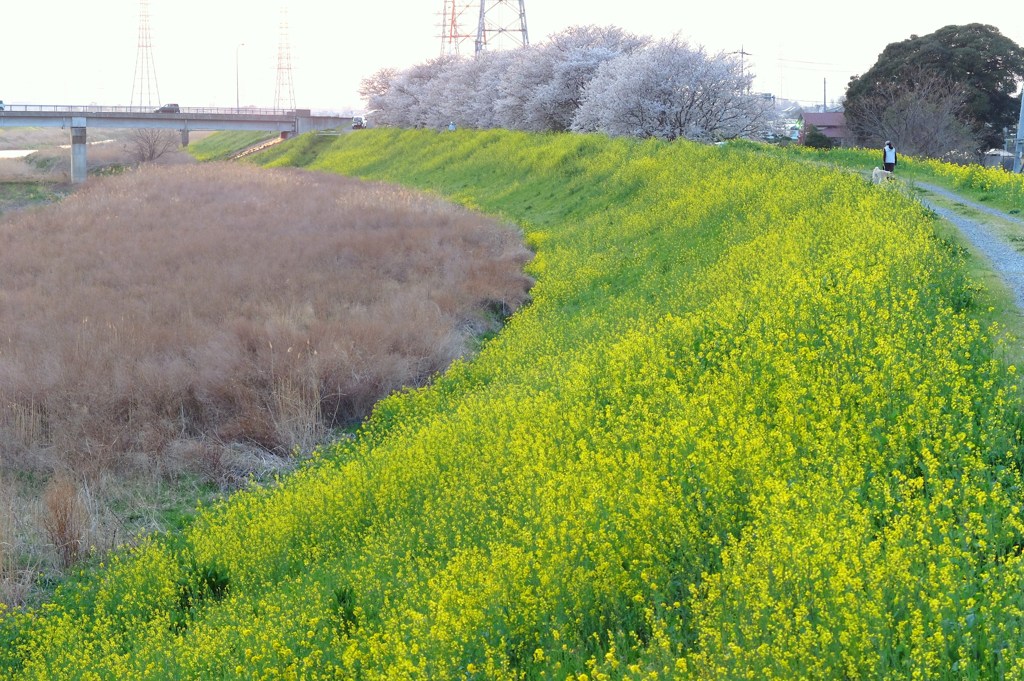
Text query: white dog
872 167 893 184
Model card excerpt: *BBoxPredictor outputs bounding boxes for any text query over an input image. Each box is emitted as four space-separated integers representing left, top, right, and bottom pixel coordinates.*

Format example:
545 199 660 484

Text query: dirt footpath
915 181 1024 311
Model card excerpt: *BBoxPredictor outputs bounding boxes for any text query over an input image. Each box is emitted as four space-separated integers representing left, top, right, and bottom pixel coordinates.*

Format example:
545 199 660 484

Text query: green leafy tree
845 23 1024 151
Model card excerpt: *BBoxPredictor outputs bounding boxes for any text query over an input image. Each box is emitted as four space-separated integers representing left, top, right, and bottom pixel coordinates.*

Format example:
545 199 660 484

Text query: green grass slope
187 131 279 162
4 130 1024 680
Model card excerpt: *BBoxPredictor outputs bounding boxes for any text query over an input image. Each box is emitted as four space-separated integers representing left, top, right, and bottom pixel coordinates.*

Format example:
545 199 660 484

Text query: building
799 112 848 147
982 148 1015 171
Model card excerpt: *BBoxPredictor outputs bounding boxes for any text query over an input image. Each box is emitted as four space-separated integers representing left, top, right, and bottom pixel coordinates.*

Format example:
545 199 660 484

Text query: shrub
803 124 834 149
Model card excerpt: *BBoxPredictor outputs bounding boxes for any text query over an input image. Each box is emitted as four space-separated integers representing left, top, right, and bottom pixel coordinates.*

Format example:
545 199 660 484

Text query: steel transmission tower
439 0 477 56
475 0 528 53
274 9 296 110
439 0 527 56
130 0 161 108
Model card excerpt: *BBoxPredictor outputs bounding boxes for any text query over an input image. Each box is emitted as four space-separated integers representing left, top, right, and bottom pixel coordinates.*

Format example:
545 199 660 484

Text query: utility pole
236 43 245 111
729 47 751 92
1014 92 1024 173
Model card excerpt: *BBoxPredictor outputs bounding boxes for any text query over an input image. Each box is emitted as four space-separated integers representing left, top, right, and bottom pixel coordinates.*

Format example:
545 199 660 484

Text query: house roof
802 112 846 128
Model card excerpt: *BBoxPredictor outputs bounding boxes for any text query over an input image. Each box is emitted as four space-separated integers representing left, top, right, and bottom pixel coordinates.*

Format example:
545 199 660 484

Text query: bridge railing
0 104 295 116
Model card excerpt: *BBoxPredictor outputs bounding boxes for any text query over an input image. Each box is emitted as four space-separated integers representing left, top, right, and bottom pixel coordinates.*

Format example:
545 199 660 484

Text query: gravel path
913 181 1024 311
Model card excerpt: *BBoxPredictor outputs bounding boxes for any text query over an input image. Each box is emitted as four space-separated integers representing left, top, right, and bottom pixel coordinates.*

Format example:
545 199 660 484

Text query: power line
776 57 863 69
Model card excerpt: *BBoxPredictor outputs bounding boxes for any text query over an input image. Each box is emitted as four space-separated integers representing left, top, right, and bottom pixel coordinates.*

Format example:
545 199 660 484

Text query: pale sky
1 0 1022 113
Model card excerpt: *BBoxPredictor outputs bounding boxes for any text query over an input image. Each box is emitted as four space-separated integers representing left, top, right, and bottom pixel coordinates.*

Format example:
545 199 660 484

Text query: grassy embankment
188 131 280 162
760 143 1021 212
4 129 1024 679
764 143 1024 351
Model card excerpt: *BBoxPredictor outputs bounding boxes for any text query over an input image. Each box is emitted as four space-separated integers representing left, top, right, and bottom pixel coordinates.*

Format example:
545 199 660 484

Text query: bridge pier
71 117 87 184
180 128 190 147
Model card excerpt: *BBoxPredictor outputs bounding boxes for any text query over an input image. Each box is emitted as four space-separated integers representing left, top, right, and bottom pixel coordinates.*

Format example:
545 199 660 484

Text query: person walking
883 140 897 172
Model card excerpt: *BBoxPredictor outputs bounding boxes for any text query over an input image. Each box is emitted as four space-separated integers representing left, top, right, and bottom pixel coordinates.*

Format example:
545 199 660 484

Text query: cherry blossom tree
367 56 460 128
572 37 772 141
521 25 648 132
359 28 773 143
359 67 398 105
491 48 552 131
446 50 519 129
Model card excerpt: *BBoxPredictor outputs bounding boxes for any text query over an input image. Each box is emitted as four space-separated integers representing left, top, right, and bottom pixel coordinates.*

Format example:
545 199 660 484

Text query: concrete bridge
0 104 351 182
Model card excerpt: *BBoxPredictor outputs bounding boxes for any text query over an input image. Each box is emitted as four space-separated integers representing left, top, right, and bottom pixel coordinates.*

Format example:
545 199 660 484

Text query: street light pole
236 43 245 111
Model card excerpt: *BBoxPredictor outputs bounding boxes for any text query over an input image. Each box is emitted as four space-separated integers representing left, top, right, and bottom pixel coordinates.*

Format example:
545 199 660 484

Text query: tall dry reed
41 473 87 570
0 162 532 580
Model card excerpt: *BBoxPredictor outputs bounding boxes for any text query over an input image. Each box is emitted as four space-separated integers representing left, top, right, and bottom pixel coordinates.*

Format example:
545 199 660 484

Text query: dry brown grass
0 128 199 185
0 128 68 150
0 162 533 597
41 473 88 570
0 158 54 183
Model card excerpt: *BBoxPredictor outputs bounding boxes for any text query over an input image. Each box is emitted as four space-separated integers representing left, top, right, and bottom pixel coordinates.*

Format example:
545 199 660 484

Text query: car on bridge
154 103 180 113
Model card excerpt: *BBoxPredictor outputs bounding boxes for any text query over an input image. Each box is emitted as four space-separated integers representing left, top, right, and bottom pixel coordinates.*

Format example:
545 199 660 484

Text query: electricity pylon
475 0 528 54
130 0 161 108
274 9 296 110
439 0 528 56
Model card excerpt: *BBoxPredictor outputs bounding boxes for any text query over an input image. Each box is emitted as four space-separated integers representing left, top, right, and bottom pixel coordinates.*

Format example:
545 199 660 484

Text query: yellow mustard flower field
3 130 1024 679
769 142 1024 212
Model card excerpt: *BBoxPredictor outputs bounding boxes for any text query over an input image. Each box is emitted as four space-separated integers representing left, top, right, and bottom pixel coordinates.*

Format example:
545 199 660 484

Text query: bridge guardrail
0 104 295 116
